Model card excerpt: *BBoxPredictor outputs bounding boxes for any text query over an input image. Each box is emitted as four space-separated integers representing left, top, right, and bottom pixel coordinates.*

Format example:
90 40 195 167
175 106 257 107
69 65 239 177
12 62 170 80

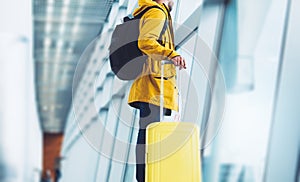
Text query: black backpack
109 6 167 80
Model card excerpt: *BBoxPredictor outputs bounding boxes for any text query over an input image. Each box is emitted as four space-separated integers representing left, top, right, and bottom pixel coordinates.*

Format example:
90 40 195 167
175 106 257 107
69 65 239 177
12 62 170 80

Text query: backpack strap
134 6 168 46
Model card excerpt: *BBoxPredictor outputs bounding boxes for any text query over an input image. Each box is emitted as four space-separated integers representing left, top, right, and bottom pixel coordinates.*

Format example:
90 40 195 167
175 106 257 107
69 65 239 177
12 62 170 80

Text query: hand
171 55 186 70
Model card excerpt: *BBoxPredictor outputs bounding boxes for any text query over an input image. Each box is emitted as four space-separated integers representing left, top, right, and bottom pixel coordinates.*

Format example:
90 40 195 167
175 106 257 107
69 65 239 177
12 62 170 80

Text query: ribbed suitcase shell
145 122 202 182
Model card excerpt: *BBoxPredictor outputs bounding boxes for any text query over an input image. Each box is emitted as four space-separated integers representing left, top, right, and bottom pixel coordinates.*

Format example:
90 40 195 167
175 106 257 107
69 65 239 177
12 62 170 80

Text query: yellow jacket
128 0 180 112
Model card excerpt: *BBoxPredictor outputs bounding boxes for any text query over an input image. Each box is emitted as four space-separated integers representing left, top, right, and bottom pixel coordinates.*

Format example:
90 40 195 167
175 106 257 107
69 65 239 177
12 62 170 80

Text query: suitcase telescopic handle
160 60 180 121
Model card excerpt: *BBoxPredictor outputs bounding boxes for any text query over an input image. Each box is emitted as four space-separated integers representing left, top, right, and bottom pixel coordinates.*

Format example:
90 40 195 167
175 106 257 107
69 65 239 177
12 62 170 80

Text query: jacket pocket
150 59 176 78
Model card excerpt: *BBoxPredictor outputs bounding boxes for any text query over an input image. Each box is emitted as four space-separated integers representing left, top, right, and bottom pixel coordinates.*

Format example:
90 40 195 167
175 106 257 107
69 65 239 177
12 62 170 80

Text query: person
54 157 63 182
127 0 186 181
41 170 53 182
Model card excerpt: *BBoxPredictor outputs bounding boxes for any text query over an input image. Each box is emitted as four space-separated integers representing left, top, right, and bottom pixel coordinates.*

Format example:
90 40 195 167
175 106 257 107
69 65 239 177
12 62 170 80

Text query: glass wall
0 0 43 181
210 0 289 181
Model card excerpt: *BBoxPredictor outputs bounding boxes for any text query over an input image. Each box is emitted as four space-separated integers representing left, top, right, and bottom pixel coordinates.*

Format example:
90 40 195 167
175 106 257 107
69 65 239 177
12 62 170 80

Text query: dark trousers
136 102 166 182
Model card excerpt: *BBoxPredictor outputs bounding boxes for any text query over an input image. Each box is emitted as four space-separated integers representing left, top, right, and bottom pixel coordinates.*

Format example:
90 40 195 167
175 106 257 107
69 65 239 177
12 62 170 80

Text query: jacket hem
128 98 178 112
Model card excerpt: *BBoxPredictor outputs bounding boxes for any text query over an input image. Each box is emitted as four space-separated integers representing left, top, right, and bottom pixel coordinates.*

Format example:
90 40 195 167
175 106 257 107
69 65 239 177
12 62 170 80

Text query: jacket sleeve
138 8 179 60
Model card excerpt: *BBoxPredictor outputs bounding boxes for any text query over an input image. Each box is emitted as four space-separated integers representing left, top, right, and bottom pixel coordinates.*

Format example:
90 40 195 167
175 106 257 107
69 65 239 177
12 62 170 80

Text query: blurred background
0 0 299 181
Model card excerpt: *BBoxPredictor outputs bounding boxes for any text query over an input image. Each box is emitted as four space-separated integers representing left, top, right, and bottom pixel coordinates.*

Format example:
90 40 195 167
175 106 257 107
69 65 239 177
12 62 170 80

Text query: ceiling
33 0 115 133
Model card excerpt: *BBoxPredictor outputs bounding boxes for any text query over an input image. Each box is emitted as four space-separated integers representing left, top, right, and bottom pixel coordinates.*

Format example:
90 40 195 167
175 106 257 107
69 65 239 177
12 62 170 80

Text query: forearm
138 38 179 60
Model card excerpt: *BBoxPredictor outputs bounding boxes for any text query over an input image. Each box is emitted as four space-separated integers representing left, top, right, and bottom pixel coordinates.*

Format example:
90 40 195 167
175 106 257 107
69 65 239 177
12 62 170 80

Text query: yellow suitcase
146 122 202 182
145 61 202 182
